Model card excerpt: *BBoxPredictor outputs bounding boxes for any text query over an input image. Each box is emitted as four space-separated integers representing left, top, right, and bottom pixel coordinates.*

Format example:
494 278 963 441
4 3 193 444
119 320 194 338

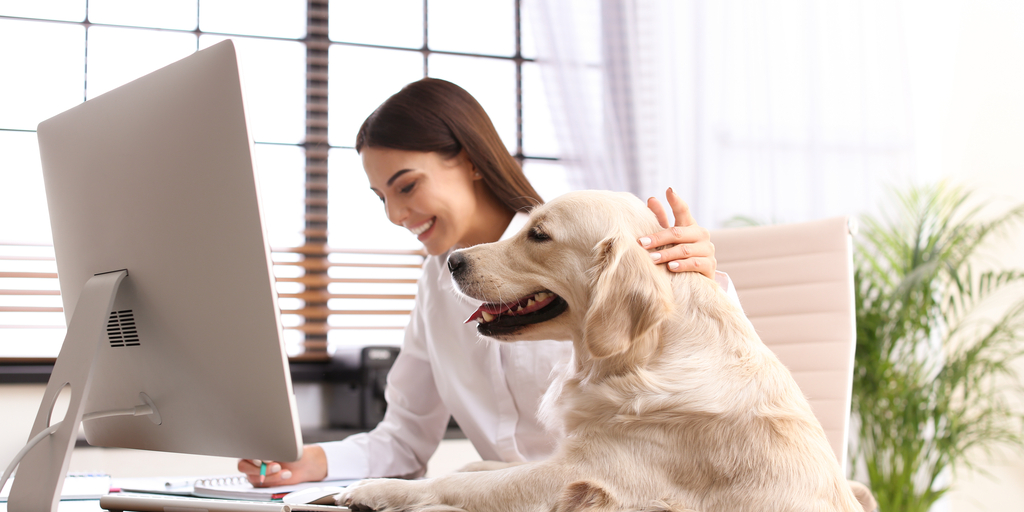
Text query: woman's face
362 147 492 255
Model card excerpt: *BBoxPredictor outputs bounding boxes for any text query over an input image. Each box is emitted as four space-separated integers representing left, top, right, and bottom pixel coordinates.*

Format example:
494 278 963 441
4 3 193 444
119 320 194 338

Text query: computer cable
1 402 156 497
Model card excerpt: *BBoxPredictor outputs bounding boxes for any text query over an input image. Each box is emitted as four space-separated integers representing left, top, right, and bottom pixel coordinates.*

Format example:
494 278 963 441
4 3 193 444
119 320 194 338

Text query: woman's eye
400 181 415 194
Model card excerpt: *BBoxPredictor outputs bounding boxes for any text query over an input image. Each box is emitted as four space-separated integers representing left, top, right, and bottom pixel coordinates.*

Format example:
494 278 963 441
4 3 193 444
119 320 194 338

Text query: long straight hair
355 78 543 213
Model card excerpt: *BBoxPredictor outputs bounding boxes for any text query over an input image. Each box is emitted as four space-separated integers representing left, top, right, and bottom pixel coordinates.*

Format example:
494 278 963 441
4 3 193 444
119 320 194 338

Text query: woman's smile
408 217 436 239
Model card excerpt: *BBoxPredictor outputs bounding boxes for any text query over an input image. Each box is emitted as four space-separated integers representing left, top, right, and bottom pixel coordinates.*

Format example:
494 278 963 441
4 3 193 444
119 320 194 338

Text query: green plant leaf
850 181 1024 508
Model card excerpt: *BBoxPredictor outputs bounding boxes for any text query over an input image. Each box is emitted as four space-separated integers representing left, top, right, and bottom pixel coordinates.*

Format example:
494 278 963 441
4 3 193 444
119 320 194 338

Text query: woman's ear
450 148 481 179
582 236 673 359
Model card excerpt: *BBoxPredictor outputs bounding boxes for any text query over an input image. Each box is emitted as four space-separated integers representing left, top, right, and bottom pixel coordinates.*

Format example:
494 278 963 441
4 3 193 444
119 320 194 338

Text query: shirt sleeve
318 287 451 480
715 270 743 310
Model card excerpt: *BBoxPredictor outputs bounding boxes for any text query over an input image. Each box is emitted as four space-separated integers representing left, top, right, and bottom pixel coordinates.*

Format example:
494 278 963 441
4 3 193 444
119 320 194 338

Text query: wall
909 0 1024 509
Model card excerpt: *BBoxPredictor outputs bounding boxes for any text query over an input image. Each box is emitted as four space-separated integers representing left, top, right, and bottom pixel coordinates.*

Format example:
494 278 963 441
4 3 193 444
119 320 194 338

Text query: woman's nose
384 198 407 226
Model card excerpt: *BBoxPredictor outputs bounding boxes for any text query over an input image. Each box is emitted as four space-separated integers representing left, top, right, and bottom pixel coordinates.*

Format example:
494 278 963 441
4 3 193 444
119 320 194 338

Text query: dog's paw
848 480 878 512
339 478 433 512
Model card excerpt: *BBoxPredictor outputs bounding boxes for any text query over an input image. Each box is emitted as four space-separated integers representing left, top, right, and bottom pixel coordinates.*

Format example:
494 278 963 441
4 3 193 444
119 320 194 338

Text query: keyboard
100 493 349 512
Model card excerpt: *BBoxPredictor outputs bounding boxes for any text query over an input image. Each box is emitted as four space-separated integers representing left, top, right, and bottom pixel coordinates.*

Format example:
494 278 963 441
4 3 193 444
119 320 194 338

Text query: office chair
713 216 857 470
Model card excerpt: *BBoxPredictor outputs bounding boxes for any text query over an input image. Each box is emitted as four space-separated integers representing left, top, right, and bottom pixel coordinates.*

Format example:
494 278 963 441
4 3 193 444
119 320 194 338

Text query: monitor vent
107 310 140 347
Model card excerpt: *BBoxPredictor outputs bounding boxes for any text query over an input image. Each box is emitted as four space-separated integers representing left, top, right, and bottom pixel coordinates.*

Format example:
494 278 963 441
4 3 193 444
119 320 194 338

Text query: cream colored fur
340 190 869 512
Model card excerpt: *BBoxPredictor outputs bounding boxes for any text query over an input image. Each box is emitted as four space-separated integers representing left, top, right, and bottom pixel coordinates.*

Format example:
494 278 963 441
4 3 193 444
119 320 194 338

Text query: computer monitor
8 40 303 511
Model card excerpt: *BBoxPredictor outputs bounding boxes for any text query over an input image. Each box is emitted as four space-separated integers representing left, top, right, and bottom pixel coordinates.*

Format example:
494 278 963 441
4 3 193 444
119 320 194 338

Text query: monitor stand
7 270 128 512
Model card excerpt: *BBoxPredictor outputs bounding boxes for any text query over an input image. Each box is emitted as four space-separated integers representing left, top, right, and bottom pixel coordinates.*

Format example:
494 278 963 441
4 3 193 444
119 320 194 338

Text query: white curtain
527 0 918 228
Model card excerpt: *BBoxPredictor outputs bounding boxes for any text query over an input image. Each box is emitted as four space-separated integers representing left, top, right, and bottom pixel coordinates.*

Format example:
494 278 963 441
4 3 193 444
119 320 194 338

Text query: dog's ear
582 236 673 359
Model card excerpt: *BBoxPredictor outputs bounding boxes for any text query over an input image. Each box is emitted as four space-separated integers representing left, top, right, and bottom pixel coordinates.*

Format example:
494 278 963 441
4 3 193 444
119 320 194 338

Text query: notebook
99 493 348 512
116 474 357 501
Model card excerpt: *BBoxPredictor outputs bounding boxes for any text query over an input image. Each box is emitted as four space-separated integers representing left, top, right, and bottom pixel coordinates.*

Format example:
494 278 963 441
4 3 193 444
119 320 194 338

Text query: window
0 0 569 360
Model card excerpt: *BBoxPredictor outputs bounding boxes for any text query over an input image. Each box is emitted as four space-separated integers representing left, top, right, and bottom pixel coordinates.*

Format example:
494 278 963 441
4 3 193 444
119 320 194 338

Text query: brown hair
355 78 543 213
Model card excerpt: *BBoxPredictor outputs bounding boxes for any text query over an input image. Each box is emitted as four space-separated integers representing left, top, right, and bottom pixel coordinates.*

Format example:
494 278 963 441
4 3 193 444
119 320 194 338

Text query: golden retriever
340 190 871 512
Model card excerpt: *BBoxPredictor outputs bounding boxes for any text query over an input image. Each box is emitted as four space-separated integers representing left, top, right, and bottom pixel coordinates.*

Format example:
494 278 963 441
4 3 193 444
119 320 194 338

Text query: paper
113 476 199 496
193 475 358 501
115 474 357 502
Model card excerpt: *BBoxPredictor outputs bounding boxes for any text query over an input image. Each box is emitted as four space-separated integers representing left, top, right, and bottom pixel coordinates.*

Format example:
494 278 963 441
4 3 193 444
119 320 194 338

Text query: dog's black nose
447 252 467 276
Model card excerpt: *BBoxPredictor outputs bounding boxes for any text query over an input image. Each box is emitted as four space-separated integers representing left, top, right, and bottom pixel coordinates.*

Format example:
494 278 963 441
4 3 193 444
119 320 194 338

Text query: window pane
0 0 85 22
329 45 424 147
520 0 537 59
89 0 197 30
521 62 559 157
328 149 422 251
253 144 305 250
522 0 600 65
0 328 65 358
86 26 197 99
428 54 517 153
201 35 306 144
0 132 52 245
0 20 84 130
1 134 68 357
328 328 404 349
522 160 571 202
330 0 422 49
200 0 306 39
428 0 514 57
0 243 63 358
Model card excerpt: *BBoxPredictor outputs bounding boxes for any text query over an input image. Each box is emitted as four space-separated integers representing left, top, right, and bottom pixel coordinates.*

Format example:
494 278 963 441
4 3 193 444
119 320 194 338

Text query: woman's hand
239 444 328 487
640 188 717 279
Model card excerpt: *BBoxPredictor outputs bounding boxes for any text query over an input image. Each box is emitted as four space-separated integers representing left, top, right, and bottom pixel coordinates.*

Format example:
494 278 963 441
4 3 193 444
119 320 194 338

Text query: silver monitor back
35 39 302 461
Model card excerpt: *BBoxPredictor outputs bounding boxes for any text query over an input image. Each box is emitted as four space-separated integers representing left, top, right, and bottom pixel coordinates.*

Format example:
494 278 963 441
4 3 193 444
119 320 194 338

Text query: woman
240 78 730 484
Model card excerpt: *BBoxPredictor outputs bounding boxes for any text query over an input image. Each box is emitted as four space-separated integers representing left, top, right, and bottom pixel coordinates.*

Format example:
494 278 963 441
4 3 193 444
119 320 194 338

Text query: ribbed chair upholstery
712 216 856 470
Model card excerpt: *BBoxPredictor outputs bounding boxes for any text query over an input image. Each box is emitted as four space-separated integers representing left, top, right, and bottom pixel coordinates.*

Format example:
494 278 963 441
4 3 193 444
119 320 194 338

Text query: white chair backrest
713 216 856 469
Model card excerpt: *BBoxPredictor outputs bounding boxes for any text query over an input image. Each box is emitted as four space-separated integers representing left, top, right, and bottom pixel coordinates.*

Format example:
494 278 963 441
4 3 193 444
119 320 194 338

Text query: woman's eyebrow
387 169 413 187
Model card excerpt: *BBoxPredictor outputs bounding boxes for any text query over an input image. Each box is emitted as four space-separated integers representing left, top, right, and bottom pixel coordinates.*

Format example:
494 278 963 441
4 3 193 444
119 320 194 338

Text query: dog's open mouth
464 290 568 336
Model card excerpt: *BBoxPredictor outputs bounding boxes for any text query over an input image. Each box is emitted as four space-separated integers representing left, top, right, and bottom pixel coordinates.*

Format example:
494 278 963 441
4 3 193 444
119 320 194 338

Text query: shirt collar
500 211 530 242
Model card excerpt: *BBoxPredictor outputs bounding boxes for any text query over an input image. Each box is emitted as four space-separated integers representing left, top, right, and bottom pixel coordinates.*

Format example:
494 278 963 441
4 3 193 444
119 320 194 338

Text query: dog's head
449 190 674 359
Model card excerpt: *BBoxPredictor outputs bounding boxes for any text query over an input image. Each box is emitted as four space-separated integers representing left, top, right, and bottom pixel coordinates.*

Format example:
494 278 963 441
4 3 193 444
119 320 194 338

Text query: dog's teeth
536 292 549 301
481 311 494 322
516 305 524 312
527 299 535 308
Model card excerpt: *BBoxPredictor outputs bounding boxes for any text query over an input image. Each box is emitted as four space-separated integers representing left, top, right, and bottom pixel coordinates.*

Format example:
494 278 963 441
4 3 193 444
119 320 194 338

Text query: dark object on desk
327 346 399 429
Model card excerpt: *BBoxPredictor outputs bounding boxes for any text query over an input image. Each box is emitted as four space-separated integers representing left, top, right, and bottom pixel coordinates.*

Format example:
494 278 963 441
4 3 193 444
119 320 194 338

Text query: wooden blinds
301 0 332 356
0 242 424 361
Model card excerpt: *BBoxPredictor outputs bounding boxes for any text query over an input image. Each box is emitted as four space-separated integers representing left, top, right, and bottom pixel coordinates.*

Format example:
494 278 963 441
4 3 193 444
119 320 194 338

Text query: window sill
0 359 342 384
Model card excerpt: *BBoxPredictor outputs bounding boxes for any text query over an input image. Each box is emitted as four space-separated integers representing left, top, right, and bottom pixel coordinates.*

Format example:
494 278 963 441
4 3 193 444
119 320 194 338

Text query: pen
259 461 267 485
164 479 192 489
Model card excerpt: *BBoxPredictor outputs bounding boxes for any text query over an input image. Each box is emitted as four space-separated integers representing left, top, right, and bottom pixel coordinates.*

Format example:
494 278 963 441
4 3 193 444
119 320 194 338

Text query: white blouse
318 213 737 480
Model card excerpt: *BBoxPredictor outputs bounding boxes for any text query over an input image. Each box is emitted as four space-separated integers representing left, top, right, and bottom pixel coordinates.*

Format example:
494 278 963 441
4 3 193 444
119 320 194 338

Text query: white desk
1 500 104 512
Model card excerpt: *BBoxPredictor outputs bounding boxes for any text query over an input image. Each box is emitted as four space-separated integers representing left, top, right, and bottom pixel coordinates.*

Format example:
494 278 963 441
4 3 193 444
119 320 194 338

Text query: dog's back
560 267 863 511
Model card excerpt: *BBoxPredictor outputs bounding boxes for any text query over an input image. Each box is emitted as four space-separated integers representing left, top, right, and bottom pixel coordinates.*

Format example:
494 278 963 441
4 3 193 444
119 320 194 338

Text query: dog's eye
528 227 551 242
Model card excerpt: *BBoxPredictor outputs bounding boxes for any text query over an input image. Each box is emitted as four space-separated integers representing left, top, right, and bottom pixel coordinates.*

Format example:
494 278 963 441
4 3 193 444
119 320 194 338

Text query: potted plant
850 182 1024 511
